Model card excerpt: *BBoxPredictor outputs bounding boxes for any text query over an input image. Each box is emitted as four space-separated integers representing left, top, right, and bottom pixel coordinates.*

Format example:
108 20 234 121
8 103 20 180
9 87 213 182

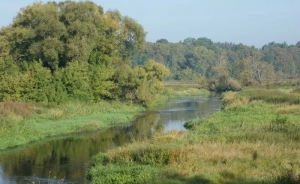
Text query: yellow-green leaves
3 1 146 71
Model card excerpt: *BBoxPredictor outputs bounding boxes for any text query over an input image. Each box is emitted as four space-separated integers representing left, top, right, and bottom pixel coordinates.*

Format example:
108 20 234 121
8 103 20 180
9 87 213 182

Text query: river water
0 95 221 184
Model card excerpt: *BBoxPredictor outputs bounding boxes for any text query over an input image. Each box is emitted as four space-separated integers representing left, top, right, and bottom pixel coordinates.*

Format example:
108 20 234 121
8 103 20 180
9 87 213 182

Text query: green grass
0 101 144 150
0 84 209 151
164 85 210 98
87 87 300 184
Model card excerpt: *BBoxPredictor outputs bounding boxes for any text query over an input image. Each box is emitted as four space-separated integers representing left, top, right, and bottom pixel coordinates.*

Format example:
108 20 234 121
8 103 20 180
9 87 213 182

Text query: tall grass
164 85 209 98
240 88 300 104
87 87 300 184
0 100 144 150
0 100 33 119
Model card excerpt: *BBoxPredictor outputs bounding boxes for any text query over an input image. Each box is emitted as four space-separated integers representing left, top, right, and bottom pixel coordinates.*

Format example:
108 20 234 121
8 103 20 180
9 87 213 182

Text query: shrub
198 77 208 89
228 79 242 91
87 164 157 184
208 76 241 92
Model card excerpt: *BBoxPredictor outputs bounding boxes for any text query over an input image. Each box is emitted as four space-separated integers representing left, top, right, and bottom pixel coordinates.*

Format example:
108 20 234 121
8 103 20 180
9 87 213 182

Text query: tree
296 41 300 48
3 1 145 71
19 61 53 102
9 2 67 70
61 61 93 102
156 39 169 44
237 57 275 85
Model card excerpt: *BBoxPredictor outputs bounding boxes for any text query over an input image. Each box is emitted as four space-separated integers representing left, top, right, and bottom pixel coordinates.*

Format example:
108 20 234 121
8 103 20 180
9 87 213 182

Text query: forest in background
133 38 300 88
1 1 300 105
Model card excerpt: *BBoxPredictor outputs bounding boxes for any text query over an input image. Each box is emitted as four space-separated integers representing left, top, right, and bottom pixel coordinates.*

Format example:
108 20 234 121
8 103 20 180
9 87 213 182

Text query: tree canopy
0 1 168 106
133 38 300 83
1 1 145 71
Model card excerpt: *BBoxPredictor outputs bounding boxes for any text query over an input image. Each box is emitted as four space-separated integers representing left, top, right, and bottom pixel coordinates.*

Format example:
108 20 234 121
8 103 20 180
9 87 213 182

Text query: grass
164 85 210 99
87 87 300 184
0 85 209 151
0 100 145 150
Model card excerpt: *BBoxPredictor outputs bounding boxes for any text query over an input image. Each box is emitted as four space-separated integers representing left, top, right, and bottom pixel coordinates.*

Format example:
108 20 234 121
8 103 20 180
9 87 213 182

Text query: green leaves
3 1 145 71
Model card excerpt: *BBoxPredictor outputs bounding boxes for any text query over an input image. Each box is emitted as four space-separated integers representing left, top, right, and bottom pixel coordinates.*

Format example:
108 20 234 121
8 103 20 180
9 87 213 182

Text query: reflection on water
0 95 221 184
159 96 221 132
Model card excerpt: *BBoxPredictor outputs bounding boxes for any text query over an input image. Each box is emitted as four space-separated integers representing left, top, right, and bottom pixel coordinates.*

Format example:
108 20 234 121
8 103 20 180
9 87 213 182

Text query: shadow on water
0 95 221 184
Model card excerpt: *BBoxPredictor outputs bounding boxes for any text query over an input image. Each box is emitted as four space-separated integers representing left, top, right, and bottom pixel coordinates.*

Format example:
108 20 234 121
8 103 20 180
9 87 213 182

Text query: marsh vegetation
88 87 300 184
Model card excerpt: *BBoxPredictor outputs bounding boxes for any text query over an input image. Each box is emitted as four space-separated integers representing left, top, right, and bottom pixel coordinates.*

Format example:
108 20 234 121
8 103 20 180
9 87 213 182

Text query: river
0 95 221 184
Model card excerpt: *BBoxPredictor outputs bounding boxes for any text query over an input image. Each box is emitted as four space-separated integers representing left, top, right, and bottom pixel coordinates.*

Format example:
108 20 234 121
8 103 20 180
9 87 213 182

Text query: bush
208 76 241 92
87 164 157 184
228 79 242 91
198 77 208 89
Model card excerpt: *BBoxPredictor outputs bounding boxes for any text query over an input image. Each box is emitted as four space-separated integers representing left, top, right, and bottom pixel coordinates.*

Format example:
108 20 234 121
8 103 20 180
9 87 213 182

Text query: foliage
2 1 145 70
133 38 300 84
0 1 170 105
87 164 157 184
113 60 169 106
207 76 242 92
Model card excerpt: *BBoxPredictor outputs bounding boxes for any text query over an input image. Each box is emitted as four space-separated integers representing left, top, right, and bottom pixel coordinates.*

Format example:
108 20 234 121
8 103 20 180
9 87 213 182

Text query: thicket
0 1 169 107
0 57 169 107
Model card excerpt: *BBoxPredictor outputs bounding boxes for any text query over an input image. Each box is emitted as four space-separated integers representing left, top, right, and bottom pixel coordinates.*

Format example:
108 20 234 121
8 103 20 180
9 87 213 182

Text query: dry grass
221 91 249 109
89 130 300 183
0 100 33 119
163 142 300 180
88 87 300 183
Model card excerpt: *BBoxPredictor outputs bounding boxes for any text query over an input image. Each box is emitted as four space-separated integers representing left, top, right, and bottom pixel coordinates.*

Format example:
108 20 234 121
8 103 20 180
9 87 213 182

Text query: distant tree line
132 37 300 89
0 1 169 106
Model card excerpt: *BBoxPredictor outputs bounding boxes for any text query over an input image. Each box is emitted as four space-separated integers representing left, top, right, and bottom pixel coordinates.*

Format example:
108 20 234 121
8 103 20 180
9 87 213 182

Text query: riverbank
165 84 209 99
87 87 300 184
0 101 144 150
0 85 208 151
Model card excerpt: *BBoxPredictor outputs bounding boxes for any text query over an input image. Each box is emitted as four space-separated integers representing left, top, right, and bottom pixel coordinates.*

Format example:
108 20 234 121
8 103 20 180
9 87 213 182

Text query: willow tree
1 1 146 71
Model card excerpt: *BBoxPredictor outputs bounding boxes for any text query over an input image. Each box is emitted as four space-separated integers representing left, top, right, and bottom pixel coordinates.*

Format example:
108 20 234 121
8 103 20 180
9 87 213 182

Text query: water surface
0 95 221 183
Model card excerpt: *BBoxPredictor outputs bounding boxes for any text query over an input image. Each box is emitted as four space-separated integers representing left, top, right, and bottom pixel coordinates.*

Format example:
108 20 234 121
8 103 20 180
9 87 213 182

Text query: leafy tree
19 61 53 102
3 1 145 71
296 41 300 48
61 61 93 102
88 52 115 101
0 57 22 101
144 59 170 80
156 39 169 44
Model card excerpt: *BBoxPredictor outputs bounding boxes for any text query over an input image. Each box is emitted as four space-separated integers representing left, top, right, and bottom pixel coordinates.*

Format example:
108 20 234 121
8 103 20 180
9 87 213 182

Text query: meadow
87 87 300 184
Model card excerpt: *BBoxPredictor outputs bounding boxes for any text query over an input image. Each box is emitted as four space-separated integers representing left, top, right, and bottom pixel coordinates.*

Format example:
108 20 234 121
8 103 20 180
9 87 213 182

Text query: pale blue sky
0 0 299 48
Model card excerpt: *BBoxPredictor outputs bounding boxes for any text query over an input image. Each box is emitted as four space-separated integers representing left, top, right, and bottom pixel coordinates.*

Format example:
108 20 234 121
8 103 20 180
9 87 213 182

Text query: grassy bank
164 84 209 99
87 87 300 184
0 101 144 150
0 85 208 151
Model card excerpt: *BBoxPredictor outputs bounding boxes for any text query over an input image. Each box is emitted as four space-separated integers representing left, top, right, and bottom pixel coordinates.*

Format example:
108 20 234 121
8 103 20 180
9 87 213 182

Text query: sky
0 0 299 48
